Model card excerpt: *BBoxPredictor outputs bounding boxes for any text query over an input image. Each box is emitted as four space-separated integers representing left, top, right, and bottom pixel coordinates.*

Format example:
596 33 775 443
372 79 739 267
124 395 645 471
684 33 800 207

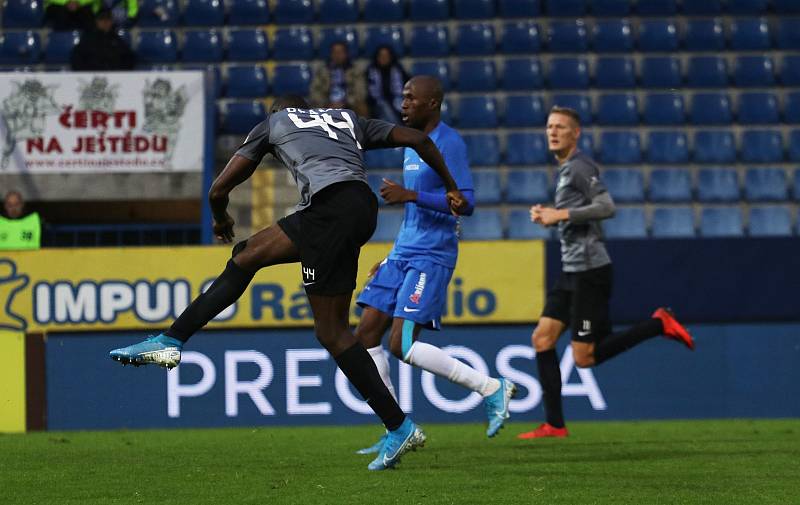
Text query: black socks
594 318 664 365
536 349 565 429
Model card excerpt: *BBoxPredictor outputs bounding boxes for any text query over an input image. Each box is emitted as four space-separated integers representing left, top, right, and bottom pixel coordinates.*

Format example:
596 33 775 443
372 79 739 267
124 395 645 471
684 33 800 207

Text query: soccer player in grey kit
110 95 468 470
517 107 695 440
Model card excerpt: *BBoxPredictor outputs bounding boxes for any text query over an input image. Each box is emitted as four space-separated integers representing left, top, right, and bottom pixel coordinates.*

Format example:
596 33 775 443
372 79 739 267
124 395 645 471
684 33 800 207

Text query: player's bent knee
231 239 248 258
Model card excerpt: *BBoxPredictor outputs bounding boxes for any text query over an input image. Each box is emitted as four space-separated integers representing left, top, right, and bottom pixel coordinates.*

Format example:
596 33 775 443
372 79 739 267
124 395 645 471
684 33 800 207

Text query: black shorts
541 264 613 343
278 181 378 296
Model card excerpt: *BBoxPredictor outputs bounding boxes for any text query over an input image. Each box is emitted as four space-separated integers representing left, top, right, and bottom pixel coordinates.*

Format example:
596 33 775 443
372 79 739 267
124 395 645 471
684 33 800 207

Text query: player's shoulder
567 150 601 175
435 122 467 149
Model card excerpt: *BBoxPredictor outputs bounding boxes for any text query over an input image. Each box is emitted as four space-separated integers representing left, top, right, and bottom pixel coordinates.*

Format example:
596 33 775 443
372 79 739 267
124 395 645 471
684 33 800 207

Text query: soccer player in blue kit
354 76 517 455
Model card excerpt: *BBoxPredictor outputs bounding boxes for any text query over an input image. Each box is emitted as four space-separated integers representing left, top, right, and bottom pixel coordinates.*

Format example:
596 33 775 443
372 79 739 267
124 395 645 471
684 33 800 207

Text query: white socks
367 345 397 400
405 341 500 397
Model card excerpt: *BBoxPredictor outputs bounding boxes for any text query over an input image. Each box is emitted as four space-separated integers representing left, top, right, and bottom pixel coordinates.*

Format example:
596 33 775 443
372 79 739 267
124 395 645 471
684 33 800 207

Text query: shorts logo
302 266 316 286
577 320 591 337
408 272 426 304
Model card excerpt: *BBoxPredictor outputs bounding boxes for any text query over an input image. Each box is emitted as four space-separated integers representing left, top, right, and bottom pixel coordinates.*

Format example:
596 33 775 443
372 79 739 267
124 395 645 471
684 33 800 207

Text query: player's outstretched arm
208 154 259 242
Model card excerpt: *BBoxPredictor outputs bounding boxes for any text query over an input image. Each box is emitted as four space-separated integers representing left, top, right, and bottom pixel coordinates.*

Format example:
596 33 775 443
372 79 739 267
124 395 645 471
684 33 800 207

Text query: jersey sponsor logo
405 164 420 171
557 176 569 191
408 272 427 304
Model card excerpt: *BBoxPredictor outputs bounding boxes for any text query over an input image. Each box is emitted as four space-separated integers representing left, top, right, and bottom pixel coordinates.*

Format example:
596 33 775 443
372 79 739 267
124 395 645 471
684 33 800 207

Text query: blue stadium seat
506 169 550 203
440 99 454 125
785 92 800 124
228 0 270 25
599 132 641 164
505 133 548 165
364 26 405 58
578 133 594 155
454 0 495 18
504 95 546 127
782 55 800 86
508 209 552 240
502 58 543 90
460 210 504 240
693 131 736 163
409 26 449 57
499 0 541 17
228 29 269 62
604 207 647 239
683 0 722 14
319 27 359 59
730 18 771 51
463 134 500 166
44 31 80 65
222 101 266 135
738 92 779 125
595 57 635 89
697 169 740 202
603 169 645 203
183 0 225 26
272 64 311 96
593 20 633 52
364 149 403 169
472 171 502 204
501 21 541 53
741 130 783 163
728 0 768 14
138 0 180 26
457 60 496 92
690 93 733 125
545 0 587 16
411 61 451 91
700 207 744 238
137 30 177 64
0 31 40 65
226 65 269 98
409 0 449 20
547 57 589 89
734 56 775 87
182 30 223 63
790 131 800 162
649 169 692 203
685 19 725 51
592 0 630 15
795 169 800 198
638 19 678 51
641 56 681 89
372 210 404 242
643 93 685 125
551 93 592 124
548 20 589 52
318 0 359 22
456 23 495 56
749 207 792 237
652 207 695 238
745 168 788 202
188 64 222 97
775 0 800 12
687 56 728 87
776 19 800 50
273 0 313 24
636 0 677 14
597 93 638 126
458 96 498 129
2 0 43 28
648 131 689 164
363 0 404 21
272 27 314 61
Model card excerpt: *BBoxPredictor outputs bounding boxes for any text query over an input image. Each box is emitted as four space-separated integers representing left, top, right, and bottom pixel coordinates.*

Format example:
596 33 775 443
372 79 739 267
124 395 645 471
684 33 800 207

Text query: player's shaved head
402 76 444 132
407 75 443 107
271 95 310 113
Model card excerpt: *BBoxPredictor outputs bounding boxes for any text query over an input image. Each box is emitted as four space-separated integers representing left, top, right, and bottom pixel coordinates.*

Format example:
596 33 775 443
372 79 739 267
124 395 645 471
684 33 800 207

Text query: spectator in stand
366 45 409 123
45 0 99 32
105 0 139 27
310 41 368 117
0 191 41 250
71 7 136 71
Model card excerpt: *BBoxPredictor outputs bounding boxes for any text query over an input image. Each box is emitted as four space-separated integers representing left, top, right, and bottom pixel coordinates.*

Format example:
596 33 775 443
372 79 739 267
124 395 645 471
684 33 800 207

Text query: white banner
0 71 205 173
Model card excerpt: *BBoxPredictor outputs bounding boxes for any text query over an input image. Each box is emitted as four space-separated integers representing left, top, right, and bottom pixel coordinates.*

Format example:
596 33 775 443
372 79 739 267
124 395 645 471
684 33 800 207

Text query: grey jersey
555 151 613 272
235 108 395 210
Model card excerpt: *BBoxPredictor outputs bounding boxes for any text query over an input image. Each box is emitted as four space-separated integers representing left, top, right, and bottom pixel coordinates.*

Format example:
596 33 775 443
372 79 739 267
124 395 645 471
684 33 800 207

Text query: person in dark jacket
70 8 135 71
366 45 409 123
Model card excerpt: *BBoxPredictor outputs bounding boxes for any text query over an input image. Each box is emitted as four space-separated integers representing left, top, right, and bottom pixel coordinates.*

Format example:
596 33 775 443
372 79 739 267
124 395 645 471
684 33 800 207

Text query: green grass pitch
2 419 798 505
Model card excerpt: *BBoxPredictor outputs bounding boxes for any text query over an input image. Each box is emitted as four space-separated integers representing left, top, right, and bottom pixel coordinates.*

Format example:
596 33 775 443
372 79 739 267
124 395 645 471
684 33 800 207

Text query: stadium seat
228 0 270 25
738 92 779 125
187 64 222 97
685 19 724 51
137 30 177 64
697 169 740 202
456 23 495 56
411 61 451 91
499 0 541 17
458 97 498 129
551 93 592 124
776 19 800 50
227 29 269 62
684 0 722 14
547 57 589 89
599 132 641 164
781 55 800 86
508 209 552 240
501 21 541 54
0 31 40 65
597 94 638 126
648 131 689 164
502 58 544 90
592 0 630 16
2 0 43 28
548 20 589 52
454 0 495 18
506 169 550 203
578 133 594 155
318 0 359 23
137 0 180 26
593 20 633 52
364 26 405 58
651 207 695 238
649 169 692 203
687 56 728 87
693 131 736 163
319 27 359 59
734 56 775 87
44 31 80 65
795 169 800 198
775 0 800 12
463 134 500 166
730 18 771 51
690 93 733 125
504 95 546 127
603 169 645 203
182 30 223 63
460 210 504 240
273 0 314 24
641 56 682 89
745 168 788 202
222 101 266 135
363 0 404 21
741 130 783 163
636 0 677 14
749 207 792 237
409 26 449 57
790 131 800 162
226 65 269 98
643 93 685 125
637 19 678 52
604 207 647 239
440 99 454 125
785 92 800 124
457 60 496 92
364 148 403 169
728 0 768 14
183 0 225 26
272 27 314 61
472 171 502 204
545 0 587 16
700 207 744 238
595 57 635 89
505 133 548 165
372 210 404 242
409 0 449 20
271 64 311 96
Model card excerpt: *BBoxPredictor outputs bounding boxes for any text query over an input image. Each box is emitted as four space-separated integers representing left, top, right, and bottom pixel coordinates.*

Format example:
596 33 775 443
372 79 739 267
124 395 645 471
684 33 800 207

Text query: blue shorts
356 258 454 330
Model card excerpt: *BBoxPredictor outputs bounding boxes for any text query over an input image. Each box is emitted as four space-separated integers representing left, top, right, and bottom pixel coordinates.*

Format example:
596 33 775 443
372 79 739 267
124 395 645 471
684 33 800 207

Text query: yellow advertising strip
0 241 544 332
0 331 26 433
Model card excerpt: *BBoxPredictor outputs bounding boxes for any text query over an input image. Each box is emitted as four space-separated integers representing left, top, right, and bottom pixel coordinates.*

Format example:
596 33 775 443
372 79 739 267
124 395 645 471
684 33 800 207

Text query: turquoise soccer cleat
356 432 387 455
367 418 425 471
485 378 517 438
109 334 183 369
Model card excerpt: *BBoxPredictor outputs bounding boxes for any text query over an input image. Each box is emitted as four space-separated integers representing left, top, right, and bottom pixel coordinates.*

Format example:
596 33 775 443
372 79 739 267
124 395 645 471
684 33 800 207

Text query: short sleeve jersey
235 108 395 210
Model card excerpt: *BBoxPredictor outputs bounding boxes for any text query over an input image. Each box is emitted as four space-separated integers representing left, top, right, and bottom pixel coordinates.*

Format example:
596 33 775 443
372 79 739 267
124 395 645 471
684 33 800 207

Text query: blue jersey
388 122 473 268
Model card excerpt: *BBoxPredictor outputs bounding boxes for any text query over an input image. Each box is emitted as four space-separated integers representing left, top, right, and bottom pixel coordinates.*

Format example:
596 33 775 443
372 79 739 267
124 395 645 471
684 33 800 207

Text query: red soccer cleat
653 307 695 350
517 423 569 440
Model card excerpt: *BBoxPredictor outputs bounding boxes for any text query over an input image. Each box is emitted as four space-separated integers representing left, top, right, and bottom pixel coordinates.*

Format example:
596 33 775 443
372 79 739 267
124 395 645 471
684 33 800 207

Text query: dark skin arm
208 154 259 243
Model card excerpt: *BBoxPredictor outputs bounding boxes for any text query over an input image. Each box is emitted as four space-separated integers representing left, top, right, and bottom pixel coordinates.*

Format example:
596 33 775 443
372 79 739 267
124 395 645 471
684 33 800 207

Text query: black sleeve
234 118 272 162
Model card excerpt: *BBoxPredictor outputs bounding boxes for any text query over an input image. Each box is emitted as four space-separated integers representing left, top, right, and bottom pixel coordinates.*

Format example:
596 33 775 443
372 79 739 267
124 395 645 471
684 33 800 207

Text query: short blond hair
549 106 581 127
